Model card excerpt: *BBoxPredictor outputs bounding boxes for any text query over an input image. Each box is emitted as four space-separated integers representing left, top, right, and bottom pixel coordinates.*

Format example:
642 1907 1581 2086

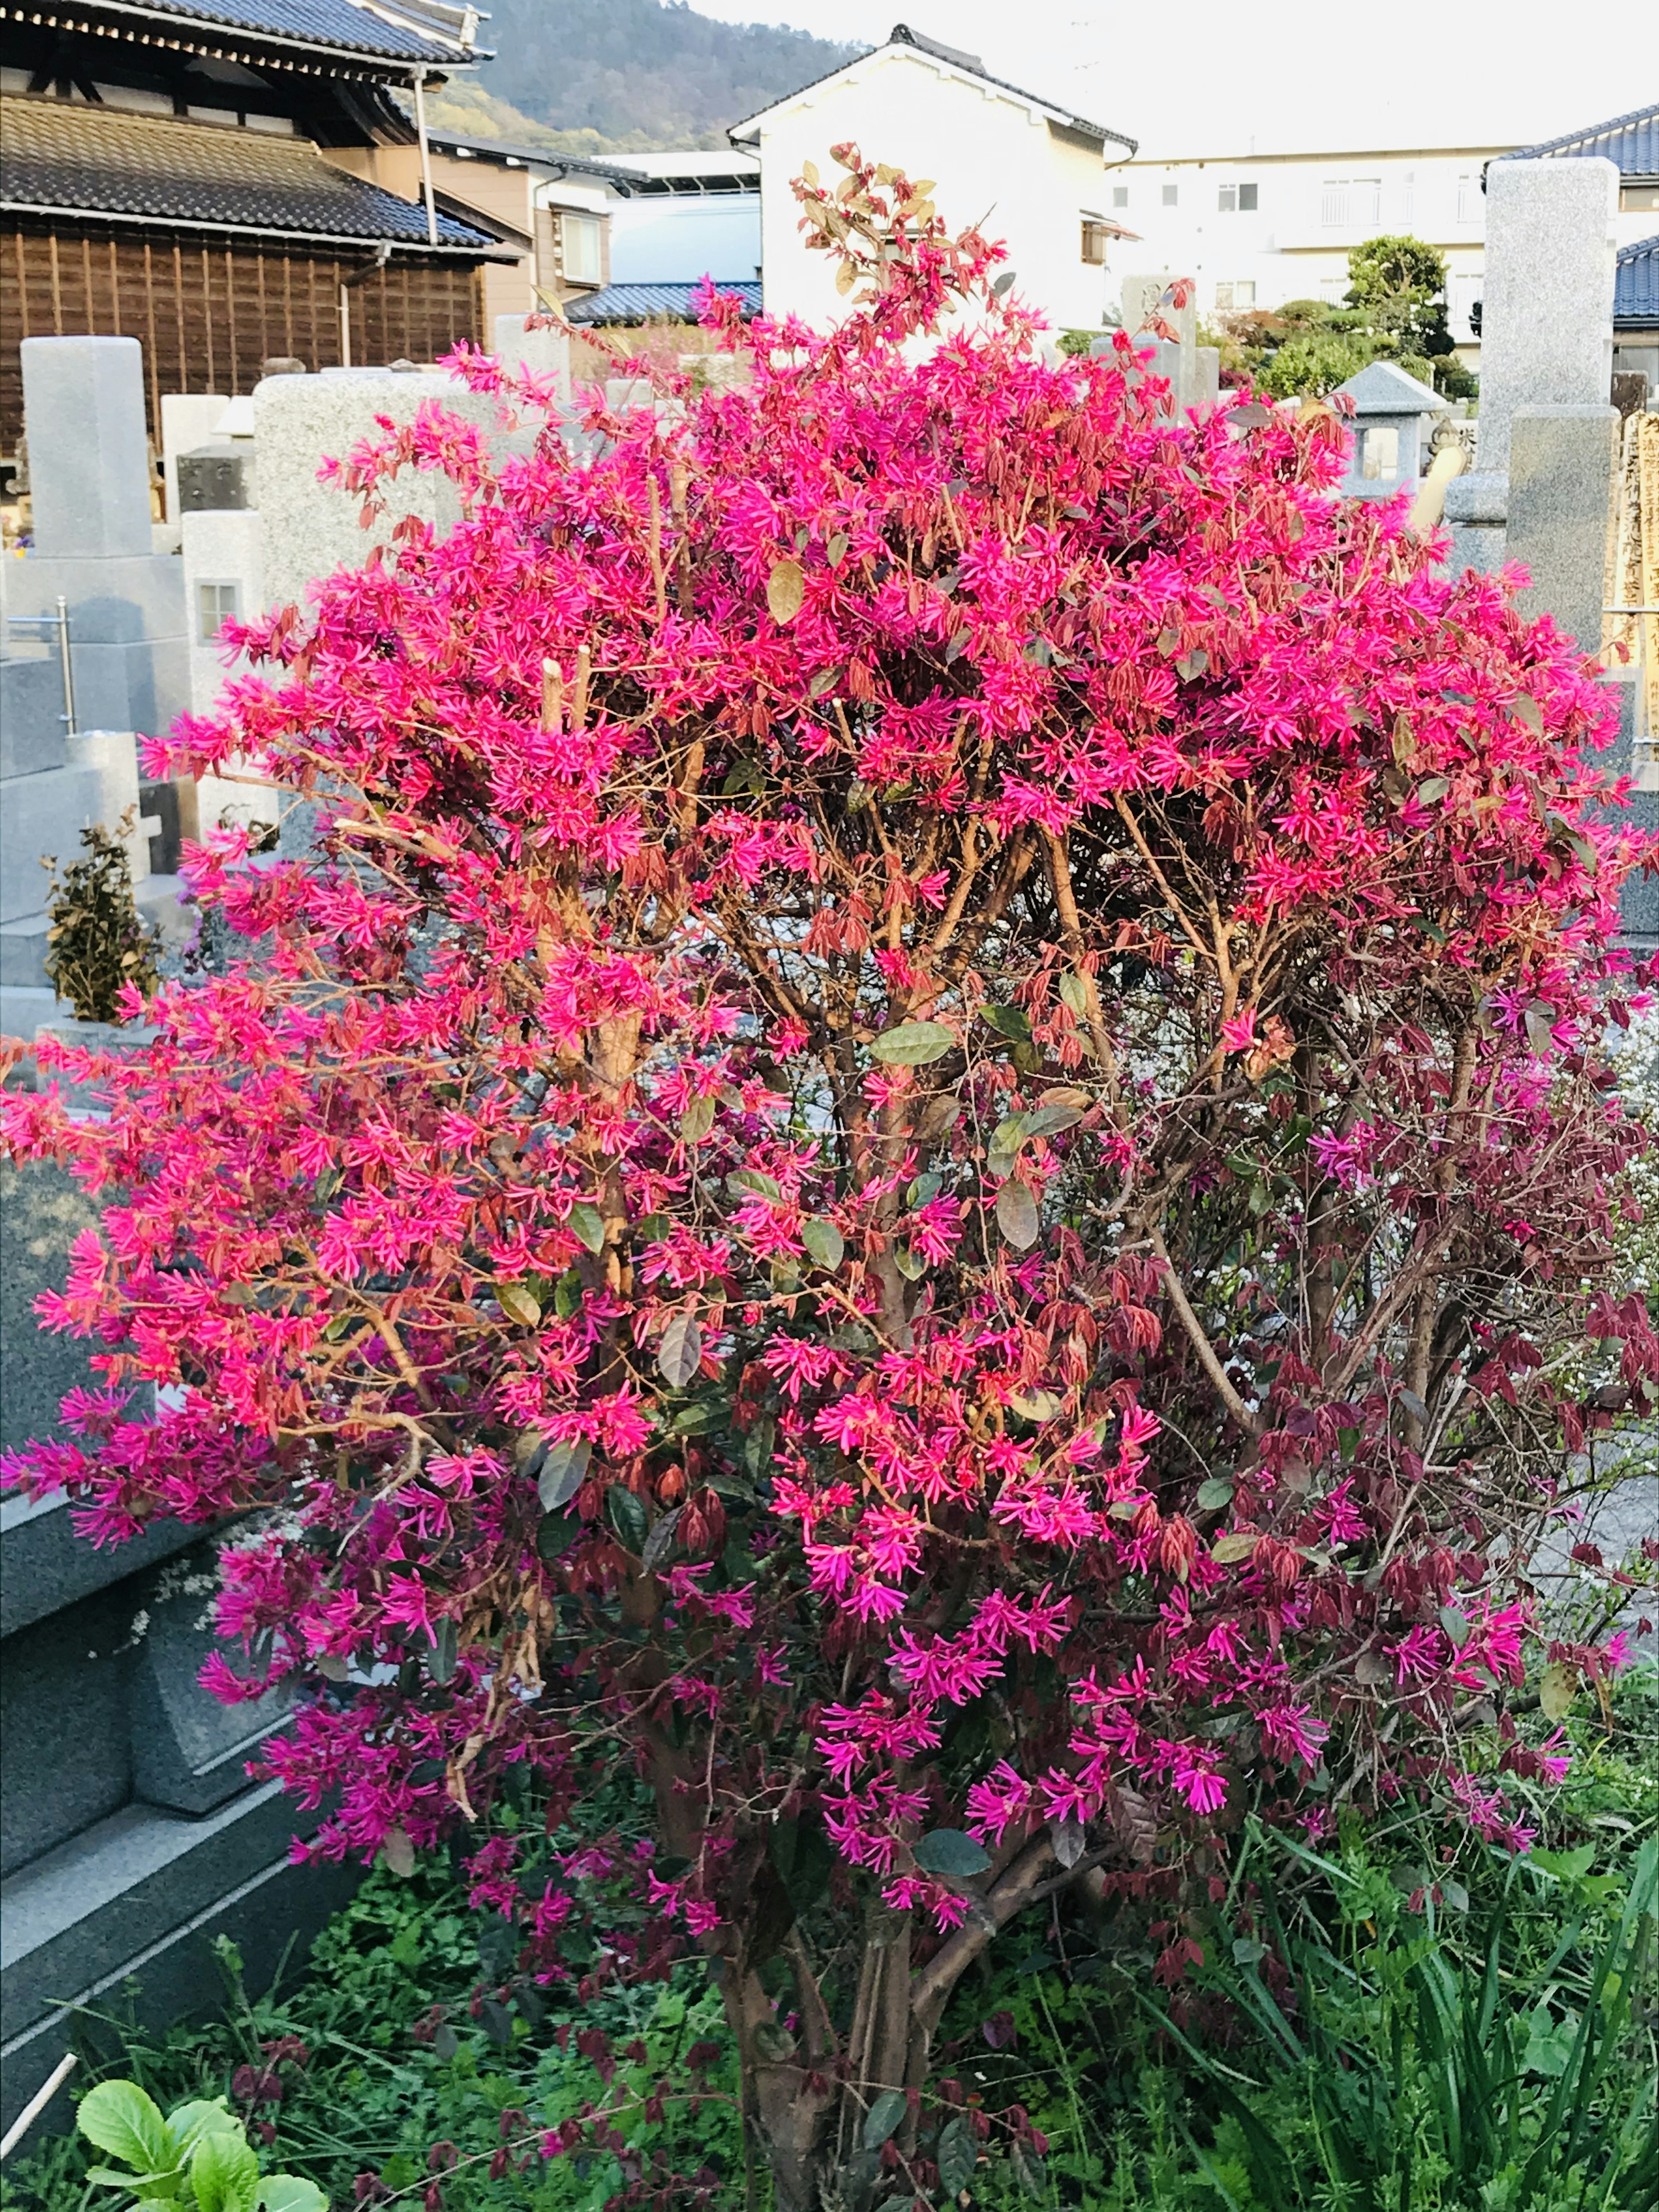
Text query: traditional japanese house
0 0 518 449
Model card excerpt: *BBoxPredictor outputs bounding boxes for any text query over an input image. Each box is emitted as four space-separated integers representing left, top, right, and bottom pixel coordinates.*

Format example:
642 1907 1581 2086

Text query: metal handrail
5 594 76 735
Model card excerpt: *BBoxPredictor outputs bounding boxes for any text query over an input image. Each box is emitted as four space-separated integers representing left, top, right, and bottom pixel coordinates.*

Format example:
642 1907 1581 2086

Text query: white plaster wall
180 507 271 839
753 49 1118 338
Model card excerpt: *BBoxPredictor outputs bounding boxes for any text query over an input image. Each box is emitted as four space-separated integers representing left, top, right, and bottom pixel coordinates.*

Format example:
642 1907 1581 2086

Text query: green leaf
164 2105 240 2165
912 1828 992 1878
496 1282 541 1328
1539 1660 1578 1722
423 1617 458 1684
536 1510 583 1561
641 1506 682 1571
826 531 849 565
605 1483 648 1555
381 1825 416 1878
862 2089 907 2149
567 1201 606 1255
767 558 805 625
995 1180 1039 1250
801 1217 845 1270
78 2084 172 2175
1196 1477 1235 1511
538 1438 591 1512
1211 1532 1258 1564
728 1167 783 1202
893 1245 928 1280
938 2115 977 2194
871 1020 954 1065
678 1096 716 1142
1010 2139 1048 2199
258 2181 327 2212
1058 971 1090 1016
1437 1602 1470 1649
658 1311 704 1388
1530 1843 1596 1881
1007 1388 1061 1423
191 2126 261 2212
1513 693 1544 734
1020 1103 1082 1141
1415 775 1451 805
980 1002 1032 1042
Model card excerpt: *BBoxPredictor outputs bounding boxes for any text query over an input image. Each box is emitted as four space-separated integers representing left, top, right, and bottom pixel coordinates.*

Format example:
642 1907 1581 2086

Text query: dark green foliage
42 816 157 1024
467 0 862 150
1243 232 1478 401
1 1866 742 2212
6 1675 1653 2212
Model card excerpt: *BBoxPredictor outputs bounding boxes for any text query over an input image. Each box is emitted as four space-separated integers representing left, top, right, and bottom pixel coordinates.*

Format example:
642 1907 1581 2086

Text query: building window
1112 184 1129 208
560 212 603 286
1081 219 1111 264
1360 426 1399 481
196 581 240 644
1319 276 1348 306
1217 182 1258 212
1162 183 1178 207
1215 280 1256 310
1456 173 1477 222
1622 184 1659 210
1321 177 1381 227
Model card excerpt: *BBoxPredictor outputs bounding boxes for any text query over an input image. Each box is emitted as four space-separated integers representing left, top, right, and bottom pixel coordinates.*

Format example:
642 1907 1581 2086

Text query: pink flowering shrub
4 148 1656 2209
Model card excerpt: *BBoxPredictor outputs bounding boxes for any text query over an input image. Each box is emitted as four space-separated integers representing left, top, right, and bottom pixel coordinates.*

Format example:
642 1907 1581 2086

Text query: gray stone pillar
1505 403 1618 654
494 312 572 407
1475 157 1618 477
20 337 154 559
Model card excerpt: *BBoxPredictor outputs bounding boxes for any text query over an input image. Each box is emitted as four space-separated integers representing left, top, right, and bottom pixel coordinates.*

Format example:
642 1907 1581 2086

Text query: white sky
695 0 1653 162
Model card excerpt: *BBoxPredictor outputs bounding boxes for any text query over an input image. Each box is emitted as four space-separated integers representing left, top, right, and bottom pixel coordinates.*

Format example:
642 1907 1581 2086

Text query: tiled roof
564 280 763 326
1616 235 1659 327
83 0 471 64
0 98 507 252
1495 103 1659 182
729 21 1136 159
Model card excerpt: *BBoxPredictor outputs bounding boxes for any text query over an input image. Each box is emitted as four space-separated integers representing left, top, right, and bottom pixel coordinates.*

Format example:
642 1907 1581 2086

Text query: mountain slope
460 0 863 149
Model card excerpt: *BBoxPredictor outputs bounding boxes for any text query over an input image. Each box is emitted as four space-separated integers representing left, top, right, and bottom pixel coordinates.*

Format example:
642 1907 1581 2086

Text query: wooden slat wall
1 221 486 448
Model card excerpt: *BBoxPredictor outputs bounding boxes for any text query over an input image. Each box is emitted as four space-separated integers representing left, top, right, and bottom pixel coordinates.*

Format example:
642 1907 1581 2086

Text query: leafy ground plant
41 814 158 1024
73 2082 321 2212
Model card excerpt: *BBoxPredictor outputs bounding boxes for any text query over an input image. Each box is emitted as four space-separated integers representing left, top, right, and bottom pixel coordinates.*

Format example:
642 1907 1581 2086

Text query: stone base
0 763 104 925
0 657 67 779
0 1784 360 2132
0 914 53 991
0 982 59 1041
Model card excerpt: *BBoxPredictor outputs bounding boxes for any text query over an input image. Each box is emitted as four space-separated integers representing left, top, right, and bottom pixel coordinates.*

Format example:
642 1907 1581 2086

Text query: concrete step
0 915 52 992
0 1783 359 2130
0 656 67 778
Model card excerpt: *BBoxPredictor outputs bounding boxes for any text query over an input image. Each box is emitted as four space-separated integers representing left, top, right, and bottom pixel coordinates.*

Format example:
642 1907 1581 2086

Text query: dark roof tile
564 280 762 326
86 0 467 64
1495 103 1659 182
0 97 506 252
1616 235 1659 327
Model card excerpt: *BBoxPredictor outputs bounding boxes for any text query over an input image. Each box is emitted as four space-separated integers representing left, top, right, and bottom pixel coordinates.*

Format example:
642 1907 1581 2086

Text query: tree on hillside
470 0 863 148
3 152 1652 2212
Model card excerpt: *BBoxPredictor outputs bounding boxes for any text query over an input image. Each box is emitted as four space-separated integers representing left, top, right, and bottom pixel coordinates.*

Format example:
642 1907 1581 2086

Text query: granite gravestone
1476 156 1619 478
1506 402 1620 655
9 339 189 741
252 367 504 618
